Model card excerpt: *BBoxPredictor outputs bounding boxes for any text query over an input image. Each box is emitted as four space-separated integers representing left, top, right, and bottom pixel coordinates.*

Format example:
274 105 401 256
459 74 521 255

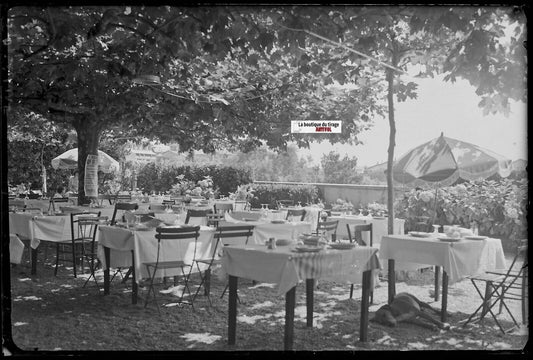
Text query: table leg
228 275 238 345
441 271 448 323
306 279 314 327
104 246 110 295
387 259 396 304
284 286 296 351
434 266 440 301
131 250 137 305
359 270 371 342
31 248 37 275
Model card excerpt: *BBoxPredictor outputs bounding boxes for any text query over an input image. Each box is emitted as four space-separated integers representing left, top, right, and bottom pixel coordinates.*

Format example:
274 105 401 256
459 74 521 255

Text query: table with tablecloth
221 244 380 350
96 225 216 303
224 213 313 244
9 212 75 274
380 234 506 321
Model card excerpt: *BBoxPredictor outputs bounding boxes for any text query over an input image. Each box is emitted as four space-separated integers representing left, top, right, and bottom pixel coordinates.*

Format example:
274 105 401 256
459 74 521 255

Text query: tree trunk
386 42 398 235
74 115 102 205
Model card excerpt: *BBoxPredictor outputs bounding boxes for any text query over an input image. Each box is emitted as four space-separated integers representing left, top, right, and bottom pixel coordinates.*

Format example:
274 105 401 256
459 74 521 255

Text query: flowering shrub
170 175 215 199
331 198 354 212
248 183 319 209
366 202 388 216
229 184 255 201
395 178 528 241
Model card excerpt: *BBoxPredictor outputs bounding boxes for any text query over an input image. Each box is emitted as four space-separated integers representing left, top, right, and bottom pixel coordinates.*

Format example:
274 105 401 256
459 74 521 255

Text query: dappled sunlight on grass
8 254 528 352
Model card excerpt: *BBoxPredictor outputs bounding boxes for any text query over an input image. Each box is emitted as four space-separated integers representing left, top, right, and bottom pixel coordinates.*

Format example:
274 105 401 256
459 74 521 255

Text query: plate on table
292 245 323 253
271 220 286 224
437 236 462 242
409 231 432 238
276 239 292 246
329 243 356 250
464 235 487 240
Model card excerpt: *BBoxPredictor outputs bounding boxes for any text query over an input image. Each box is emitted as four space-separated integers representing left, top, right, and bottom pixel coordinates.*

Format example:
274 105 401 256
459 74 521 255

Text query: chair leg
144 266 161 314
71 243 77 278
54 244 60 276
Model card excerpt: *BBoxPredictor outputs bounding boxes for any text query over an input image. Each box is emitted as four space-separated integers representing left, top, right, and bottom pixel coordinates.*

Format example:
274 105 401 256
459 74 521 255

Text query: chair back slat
214 203 234 214
317 220 339 242
185 209 212 225
155 226 200 241
286 209 306 221
111 202 139 225
347 223 373 246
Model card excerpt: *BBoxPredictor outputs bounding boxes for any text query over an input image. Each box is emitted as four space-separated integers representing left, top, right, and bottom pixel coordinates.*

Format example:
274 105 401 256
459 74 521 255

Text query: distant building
365 161 388 175
156 150 182 164
125 149 156 164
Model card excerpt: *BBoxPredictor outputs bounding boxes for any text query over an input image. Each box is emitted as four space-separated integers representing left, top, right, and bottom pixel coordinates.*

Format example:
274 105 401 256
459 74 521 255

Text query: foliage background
395 178 528 248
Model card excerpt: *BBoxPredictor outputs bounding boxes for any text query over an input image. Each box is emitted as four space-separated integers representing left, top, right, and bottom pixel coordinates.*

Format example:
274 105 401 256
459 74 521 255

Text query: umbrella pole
432 185 439 226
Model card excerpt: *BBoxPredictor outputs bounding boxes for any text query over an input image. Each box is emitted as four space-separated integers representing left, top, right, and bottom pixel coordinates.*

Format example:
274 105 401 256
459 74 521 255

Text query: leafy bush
248 183 320 209
395 178 528 241
136 163 252 196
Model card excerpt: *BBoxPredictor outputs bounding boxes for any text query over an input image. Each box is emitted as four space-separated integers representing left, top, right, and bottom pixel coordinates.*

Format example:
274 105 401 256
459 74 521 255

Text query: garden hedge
136 163 252 196
395 178 528 246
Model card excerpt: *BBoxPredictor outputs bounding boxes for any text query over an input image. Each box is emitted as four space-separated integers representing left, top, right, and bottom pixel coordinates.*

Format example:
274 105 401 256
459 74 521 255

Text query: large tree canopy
6 5 526 205
7 5 385 202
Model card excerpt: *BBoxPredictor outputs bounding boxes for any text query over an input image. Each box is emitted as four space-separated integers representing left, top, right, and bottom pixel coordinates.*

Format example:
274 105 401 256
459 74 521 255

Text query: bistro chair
185 208 212 226
286 208 306 222
213 203 233 214
463 239 528 333
346 223 374 303
192 224 255 306
206 213 225 228
162 199 175 206
113 193 132 204
347 223 373 247
315 219 339 242
143 226 201 313
48 197 70 213
55 211 100 277
108 202 139 283
79 216 109 289
110 202 139 225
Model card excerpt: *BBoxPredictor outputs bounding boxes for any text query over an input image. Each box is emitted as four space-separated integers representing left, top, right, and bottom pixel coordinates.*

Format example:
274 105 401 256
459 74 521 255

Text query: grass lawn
4 246 528 354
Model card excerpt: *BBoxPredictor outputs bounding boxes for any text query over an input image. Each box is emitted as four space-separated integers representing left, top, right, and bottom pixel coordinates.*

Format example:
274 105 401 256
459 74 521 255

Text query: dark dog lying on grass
370 292 450 330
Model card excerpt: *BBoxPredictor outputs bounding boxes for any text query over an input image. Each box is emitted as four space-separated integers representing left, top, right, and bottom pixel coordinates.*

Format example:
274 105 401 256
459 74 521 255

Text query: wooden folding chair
316 220 339 242
286 208 306 222
462 239 528 333
347 223 374 302
192 224 254 306
143 226 201 313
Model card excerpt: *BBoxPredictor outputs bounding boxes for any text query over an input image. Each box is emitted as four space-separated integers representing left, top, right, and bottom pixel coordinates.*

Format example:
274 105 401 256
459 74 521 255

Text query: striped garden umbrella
51 148 120 174
393 132 512 187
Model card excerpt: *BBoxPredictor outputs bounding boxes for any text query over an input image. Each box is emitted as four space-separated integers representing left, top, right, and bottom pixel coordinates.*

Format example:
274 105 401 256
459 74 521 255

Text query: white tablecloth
379 235 506 284
97 225 216 281
10 234 25 264
221 244 380 296
224 213 312 244
9 213 72 249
